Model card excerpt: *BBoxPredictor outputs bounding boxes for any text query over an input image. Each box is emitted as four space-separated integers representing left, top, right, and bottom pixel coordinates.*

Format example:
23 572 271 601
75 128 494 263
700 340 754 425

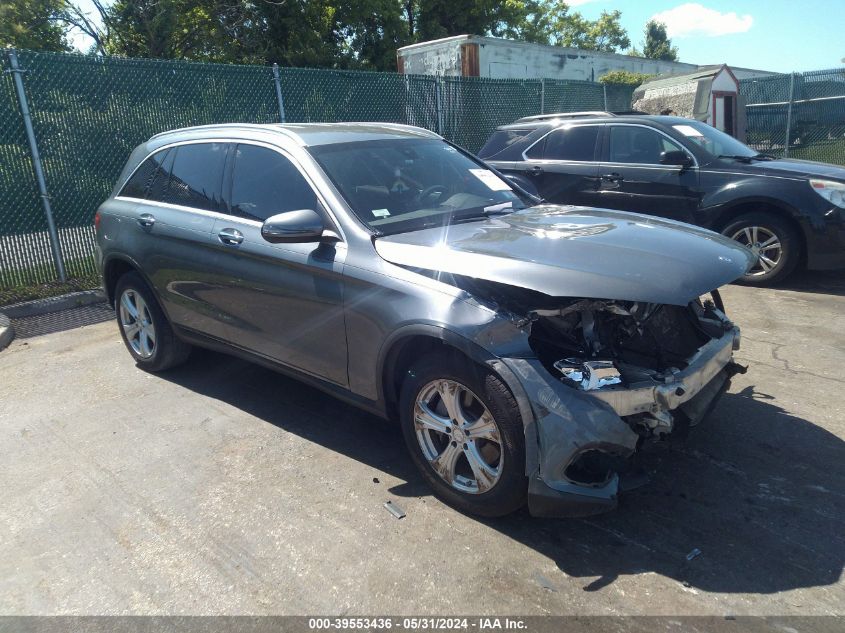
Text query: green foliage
642 20 678 61
51 0 634 70
0 0 70 51
598 70 653 86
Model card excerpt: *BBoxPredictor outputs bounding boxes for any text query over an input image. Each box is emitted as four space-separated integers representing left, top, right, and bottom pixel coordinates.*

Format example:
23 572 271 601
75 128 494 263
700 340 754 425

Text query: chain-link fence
0 49 635 304
740 68 845 165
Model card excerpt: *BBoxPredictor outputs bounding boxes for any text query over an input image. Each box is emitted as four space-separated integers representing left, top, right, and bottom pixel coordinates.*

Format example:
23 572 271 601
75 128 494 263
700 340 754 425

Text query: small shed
632 64 746 139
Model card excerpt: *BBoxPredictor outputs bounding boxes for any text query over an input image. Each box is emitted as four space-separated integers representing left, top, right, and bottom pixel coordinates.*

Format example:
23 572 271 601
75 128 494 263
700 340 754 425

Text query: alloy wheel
414 379 503 494
730 225 783 276
118 289 156 359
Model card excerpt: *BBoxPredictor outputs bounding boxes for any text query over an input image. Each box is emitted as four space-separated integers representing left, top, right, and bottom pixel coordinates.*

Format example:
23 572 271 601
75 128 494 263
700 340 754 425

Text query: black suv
480 113 845 285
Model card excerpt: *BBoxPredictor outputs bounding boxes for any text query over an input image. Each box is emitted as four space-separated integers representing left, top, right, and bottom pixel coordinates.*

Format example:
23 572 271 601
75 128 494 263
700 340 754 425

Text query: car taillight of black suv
479 113 845 285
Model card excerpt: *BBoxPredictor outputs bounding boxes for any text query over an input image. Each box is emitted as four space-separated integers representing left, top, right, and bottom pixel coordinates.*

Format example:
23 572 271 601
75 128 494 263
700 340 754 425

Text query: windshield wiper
719 153 774 163
482 202 517 214
718 154 755 163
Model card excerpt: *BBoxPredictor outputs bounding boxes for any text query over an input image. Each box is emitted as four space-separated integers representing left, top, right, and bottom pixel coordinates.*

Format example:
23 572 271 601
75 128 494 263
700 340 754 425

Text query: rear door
115 141 231 339
205 143 348 386
597 124 700 224
519 124 602 206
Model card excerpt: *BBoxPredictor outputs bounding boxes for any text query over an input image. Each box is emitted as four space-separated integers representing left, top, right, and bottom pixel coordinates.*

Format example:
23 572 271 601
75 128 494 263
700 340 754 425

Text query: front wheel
722 212 801 286
399 352 527 517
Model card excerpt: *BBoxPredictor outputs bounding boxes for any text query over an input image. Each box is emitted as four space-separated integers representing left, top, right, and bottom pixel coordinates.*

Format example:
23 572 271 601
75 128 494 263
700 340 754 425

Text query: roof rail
148 122 278 140
514 111 616 123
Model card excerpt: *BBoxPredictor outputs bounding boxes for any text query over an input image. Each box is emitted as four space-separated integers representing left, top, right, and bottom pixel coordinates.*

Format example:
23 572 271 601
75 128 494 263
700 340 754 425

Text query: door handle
528 165 543 176
218 228 244 245
137 213 156 228
601 173 623 183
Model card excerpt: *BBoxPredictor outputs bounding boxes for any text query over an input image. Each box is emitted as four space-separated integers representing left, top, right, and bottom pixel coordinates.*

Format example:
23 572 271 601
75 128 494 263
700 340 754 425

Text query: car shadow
766 268 845 297
159 351 844 596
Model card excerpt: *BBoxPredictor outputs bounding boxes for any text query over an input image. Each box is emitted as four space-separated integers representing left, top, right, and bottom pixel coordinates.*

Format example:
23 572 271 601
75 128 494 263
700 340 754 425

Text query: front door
597 125 700 225
205 143 348 387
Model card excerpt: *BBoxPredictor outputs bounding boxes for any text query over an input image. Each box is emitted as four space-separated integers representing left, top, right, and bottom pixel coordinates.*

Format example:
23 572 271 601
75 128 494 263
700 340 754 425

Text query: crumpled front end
499 293 745 517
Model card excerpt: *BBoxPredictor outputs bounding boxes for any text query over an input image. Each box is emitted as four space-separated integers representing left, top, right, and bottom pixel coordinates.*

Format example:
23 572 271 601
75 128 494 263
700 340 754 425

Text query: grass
788 138 845 166
0 256 101 307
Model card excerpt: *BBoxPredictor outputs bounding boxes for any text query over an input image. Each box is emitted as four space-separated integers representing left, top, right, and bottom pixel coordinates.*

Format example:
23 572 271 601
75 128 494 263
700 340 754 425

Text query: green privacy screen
740 69 845 165
0 49 634 296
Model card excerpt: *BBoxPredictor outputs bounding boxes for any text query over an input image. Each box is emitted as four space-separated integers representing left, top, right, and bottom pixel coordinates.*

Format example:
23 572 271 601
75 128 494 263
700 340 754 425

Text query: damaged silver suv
95 123 753 517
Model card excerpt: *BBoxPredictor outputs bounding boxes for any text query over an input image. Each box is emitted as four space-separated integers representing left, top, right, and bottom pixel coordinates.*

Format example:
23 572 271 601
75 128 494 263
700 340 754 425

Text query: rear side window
478 129 532 159
120 149 170 199
153 143 227 211
228 144 319 221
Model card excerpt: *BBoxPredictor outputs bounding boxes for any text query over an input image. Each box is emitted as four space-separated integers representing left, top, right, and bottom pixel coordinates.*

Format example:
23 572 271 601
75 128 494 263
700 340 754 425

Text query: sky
570 0 844 72
66 0 844 74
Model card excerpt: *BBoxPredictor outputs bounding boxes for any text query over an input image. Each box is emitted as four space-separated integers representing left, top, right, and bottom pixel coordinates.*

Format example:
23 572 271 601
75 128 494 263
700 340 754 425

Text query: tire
114 271 191 372
399 351 527 517
721 212 801 286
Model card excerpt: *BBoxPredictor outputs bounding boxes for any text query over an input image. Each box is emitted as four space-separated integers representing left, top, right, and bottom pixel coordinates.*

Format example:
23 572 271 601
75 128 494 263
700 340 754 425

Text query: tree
337 0 411 70
538 3 630 52
642 20 678 61
0 0 70 51
599 70 653 86
415 0 529 42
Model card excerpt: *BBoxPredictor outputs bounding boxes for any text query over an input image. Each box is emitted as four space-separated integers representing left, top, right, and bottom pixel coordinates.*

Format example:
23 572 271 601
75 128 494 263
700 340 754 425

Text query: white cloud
651 3 754 38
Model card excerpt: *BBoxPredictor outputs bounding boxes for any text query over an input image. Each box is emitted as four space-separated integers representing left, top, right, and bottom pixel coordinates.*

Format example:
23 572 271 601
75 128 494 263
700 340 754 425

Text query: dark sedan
480 113 845 285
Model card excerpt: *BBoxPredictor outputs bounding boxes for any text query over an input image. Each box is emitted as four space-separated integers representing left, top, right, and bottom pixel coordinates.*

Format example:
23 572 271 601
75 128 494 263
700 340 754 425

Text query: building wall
398 35 699 81
398 35 776 83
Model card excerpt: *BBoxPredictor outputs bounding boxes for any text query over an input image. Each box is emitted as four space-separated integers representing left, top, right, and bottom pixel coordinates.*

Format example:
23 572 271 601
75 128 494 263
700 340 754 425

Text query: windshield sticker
469 169 512 191
372 208 391 218
673 124 704 137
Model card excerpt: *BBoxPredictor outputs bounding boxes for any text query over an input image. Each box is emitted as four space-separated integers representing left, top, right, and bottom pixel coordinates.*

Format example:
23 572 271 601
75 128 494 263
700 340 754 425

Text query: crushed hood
374 205 755 306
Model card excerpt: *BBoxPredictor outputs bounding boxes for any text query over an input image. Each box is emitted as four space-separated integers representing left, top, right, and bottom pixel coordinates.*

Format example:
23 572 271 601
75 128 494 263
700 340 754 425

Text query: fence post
434 75 444 136
272 63 286 123
6 48 66 282
784 72 795 158
603 84 608 111
540 79 545 114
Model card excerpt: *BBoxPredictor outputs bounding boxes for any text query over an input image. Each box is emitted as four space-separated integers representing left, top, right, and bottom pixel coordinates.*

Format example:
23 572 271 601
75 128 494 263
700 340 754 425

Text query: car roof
497 114 691 131
148 122 441 147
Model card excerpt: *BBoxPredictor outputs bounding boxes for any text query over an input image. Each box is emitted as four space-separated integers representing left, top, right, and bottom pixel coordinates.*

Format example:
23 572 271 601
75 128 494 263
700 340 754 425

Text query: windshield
672 121 757 158
308 138 528 235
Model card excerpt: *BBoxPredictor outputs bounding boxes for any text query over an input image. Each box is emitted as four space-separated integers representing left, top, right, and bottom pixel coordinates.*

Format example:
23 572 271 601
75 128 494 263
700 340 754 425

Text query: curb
0 312 13 351
2 289 107 319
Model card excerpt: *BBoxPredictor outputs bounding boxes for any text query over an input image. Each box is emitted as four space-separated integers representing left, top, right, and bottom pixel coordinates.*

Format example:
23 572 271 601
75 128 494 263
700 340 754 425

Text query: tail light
94 211 101 232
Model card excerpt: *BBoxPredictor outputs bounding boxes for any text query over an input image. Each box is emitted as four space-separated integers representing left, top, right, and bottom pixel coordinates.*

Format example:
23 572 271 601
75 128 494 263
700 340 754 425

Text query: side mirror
261 209 335 244
660 150 694 168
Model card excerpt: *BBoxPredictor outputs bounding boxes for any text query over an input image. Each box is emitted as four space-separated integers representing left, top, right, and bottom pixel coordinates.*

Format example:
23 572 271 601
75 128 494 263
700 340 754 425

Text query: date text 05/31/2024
308 618 527 630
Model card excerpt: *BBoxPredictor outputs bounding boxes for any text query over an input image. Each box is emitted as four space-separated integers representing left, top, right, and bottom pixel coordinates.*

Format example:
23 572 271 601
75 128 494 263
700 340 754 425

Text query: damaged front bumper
501 326 744 518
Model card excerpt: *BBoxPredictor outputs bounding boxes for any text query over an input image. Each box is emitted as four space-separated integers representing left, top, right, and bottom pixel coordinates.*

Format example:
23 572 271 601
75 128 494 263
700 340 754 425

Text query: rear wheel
722 212 801 285
399 352 527 517
115 271 191 371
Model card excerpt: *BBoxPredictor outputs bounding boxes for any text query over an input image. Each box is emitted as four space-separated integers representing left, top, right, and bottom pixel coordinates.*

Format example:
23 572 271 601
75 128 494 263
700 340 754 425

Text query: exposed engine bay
453 275 745 449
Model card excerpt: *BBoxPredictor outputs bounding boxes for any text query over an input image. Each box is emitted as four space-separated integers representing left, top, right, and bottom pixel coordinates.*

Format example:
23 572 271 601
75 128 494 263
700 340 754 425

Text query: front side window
309 138 528 235
154 143 227 211
526 125 600 161
228 145 319 221
608 126 683 165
